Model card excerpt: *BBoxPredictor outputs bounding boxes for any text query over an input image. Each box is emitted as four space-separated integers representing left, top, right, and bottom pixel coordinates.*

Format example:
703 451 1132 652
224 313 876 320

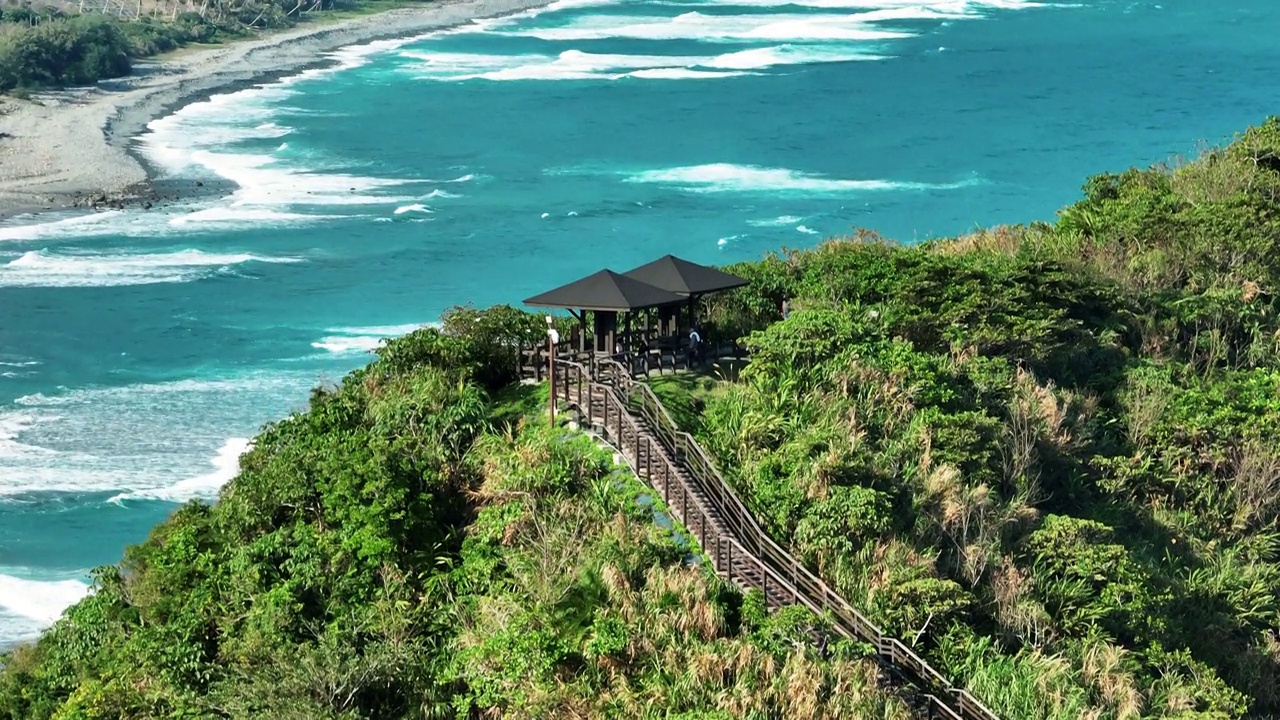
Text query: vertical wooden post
546 320 558 430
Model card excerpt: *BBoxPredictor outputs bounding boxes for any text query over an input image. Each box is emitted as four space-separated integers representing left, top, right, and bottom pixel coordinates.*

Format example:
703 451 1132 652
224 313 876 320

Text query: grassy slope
0 323 905 720
676 117 1280 719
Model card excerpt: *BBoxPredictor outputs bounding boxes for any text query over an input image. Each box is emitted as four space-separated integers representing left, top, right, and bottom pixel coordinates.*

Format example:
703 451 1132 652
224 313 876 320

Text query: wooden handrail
553 358 1000 720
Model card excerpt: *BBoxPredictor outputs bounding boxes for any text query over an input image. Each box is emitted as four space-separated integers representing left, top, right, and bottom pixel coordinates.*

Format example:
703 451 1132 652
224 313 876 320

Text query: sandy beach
0 0 550 219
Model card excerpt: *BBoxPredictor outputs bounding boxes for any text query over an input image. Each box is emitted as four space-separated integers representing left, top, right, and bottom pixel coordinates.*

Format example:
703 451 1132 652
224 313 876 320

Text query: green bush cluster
680 117 1280 718
0 307 903 719
0 0 381 93
0 16 132 91
0 10 233 92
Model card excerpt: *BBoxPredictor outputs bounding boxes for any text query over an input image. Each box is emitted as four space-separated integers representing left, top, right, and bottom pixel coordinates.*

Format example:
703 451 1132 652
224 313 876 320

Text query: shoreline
0 0 552 221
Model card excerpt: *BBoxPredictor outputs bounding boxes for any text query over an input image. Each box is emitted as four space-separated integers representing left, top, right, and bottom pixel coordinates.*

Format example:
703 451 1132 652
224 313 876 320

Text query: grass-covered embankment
667 117 1280 719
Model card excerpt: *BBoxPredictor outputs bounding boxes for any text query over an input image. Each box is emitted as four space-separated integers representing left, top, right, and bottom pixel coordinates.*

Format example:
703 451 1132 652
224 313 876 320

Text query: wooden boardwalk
554 358 1000 720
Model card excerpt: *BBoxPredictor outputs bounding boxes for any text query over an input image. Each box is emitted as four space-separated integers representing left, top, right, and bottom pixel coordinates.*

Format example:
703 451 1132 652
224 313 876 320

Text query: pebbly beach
0 0 551 220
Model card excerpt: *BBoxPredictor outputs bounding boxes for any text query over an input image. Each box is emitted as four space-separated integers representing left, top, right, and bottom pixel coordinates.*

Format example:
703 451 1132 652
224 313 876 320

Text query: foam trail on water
748 215 805 226
108 438 251 504
627 163 982 193
0 249 301 288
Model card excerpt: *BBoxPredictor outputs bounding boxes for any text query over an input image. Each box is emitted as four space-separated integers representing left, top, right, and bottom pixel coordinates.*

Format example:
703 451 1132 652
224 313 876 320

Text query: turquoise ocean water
1 0 1277 646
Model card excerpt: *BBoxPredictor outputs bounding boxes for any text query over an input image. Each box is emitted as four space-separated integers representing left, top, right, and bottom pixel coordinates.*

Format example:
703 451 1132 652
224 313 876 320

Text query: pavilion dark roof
622 254 749 296
523 269 686 312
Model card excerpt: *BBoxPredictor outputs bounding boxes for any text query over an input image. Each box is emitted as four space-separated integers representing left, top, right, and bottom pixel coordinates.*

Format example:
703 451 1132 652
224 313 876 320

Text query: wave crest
0 249 301 288
626 163 983 194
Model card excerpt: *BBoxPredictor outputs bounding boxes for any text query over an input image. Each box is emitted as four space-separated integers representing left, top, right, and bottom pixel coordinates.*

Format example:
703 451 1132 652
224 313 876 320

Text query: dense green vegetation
0 306 905 719
6 117 1280 719
665 117 1280 719
0 0 393 93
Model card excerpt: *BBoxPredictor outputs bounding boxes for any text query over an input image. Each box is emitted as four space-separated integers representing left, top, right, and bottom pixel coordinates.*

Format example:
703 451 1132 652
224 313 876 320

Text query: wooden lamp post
546 316 559 429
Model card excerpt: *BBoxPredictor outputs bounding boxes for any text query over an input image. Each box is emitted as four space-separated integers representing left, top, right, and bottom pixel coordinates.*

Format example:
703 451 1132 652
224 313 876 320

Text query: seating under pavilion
522 256 749 375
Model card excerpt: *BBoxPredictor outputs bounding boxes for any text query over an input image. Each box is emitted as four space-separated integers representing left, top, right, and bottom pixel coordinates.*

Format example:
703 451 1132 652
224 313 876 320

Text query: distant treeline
0 0 360 93
0 8 216 93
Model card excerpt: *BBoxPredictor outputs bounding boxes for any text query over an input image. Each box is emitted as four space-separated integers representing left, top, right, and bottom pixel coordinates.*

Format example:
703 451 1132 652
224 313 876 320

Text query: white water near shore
0 572 90 647
0 0 557 218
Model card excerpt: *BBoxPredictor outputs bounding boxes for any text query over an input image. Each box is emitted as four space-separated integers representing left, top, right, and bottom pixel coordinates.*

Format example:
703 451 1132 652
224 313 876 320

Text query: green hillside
0 311 904 719
4 117 1280 719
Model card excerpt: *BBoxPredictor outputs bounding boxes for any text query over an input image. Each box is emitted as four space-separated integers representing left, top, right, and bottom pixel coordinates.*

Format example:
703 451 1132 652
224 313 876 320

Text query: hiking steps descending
554 358 1000 720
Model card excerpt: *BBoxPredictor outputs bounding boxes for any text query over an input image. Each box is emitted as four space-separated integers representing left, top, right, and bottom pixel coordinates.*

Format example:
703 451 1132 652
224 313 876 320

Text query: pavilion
621 254 749 334
523 269 686 356
522 256 749 371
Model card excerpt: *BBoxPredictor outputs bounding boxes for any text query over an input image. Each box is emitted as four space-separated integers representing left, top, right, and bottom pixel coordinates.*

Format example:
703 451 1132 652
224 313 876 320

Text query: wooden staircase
554 358 1001 720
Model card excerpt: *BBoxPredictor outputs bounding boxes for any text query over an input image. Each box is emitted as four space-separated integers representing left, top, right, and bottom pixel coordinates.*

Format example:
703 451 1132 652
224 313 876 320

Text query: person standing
688 326 702 366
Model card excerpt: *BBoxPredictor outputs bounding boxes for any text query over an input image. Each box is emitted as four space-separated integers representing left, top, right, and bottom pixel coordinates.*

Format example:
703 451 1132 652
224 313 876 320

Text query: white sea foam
0 204 340 241
0 372 319 499
797 225 821 234
393 203 434 215
748 214 805 226
187 150 415 207
406 44 878 82
670 0 1041 11
108 438 251 504
0 249 301 288
0 211 125 242
0 411 55 459
0 572 90 626
507 12 913 43
169 207 335 226
133 55 434 224
627 163 982 194
627 68 749 79
425 189 461 199
312 323 434 355
312 336 388 354
707 44 883 68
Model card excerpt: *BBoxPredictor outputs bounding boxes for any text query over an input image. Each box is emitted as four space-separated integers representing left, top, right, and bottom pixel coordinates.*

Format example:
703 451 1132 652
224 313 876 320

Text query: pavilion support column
594 311 617 355
659 305 677 338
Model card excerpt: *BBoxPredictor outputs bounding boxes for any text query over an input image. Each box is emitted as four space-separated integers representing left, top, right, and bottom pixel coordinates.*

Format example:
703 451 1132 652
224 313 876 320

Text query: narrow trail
554 358 1000 720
